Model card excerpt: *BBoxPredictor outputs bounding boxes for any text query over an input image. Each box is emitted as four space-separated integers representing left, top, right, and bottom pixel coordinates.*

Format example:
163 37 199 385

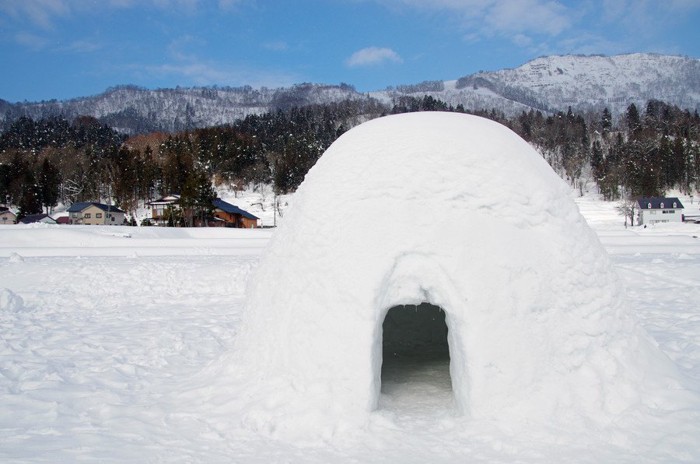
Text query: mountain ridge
2 53 699 135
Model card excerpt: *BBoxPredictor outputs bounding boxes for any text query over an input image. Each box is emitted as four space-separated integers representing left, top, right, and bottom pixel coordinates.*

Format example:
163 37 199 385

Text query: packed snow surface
2 216 700 462
0 115 699 462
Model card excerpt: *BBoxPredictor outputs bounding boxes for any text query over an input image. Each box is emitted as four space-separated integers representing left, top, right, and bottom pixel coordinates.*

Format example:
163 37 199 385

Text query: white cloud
61 39 101 53
0 0 243 28
375 0 571 40
484 0 569 36
0 0 71 29
345 47 403 67
14 32 50 49
12 30 100 53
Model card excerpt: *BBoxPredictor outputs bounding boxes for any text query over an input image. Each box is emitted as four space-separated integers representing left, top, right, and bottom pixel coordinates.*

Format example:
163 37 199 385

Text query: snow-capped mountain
2 53 698 134
451 53 700 115
0 83 367 134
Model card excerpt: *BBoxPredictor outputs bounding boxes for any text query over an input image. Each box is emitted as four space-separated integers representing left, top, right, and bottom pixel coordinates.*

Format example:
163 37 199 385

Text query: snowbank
194 112 697 441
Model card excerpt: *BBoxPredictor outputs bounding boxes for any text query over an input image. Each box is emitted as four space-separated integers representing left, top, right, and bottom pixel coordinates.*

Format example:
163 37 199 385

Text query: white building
636 197 684 225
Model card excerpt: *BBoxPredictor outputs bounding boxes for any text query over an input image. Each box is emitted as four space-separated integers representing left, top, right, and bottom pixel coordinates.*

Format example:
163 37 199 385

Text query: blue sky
1 0 699 103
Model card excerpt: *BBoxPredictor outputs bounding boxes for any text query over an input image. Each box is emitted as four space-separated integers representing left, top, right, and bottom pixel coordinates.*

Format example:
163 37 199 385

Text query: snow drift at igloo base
200 112 695 440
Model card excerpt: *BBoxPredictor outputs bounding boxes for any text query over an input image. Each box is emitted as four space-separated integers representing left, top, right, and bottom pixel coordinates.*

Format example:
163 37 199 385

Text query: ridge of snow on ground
1 192 699 462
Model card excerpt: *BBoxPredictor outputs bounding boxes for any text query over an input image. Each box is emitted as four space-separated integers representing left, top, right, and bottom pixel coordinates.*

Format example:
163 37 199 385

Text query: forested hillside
1 97 699 221
2 54 699 136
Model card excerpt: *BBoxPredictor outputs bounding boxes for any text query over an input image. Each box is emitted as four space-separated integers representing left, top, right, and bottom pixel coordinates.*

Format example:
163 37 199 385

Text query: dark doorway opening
380 303 453 412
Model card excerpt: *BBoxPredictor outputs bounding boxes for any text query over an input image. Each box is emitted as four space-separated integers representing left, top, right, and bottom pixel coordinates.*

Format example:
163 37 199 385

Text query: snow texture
0 288 25 312
1 202 700 462
197 112 697 442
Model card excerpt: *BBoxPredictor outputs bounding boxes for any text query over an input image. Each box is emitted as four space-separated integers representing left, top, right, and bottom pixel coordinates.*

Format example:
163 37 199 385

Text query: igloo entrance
379 303 454 411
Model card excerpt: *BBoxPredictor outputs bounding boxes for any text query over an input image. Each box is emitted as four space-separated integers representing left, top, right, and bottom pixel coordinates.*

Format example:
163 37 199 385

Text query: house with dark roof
636 197 684 225
18 213 57 225
212 198 259 228
67 202 127 225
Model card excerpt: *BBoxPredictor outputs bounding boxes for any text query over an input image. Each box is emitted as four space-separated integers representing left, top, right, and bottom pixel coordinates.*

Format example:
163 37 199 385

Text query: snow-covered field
1 194 700 463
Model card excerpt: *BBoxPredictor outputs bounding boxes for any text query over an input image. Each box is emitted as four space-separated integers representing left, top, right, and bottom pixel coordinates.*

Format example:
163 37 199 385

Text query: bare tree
616 197 637 227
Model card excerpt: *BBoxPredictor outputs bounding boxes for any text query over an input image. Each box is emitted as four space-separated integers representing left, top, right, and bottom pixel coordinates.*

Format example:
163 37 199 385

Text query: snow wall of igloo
212 112 688 437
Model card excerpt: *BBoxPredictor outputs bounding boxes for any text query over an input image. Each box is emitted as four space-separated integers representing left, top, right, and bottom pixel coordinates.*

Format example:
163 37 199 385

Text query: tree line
1 97 699 221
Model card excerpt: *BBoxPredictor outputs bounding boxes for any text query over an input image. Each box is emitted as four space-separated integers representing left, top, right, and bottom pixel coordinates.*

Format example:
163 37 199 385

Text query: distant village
0 194 260 228
2 194 699 228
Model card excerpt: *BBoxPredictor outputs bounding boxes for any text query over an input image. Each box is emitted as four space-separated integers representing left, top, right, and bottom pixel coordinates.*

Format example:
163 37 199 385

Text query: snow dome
208 112 686 438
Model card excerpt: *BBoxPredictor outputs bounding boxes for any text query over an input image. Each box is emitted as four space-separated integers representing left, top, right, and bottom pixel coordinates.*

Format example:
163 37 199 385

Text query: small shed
636 197 684 225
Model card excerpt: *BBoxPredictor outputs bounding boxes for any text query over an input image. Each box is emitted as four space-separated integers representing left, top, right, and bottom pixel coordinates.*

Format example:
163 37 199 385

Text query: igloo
215 112 686 436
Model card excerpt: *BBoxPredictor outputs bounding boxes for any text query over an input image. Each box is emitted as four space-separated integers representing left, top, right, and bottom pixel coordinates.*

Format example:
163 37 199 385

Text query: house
67 202 127 225
0 207 17 224
212 198 259 228
148 194 180 226
18 213 57 225
636 197 684 225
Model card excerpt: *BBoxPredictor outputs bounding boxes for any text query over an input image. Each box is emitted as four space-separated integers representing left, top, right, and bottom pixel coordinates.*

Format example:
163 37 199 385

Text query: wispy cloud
345 47 403 67
383 0 571 38
14 32 50 49
373 0 698 57
0 0 243 28
482 0 569 37
60 39 101 53
167 35 206 61
0 0 71 29
12 30 101 54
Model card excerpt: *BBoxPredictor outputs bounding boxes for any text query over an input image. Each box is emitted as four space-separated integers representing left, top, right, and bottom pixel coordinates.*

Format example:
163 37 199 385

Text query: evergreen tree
17 170 42 219
625 103 642 137
180 168 216 226
37 158 61 214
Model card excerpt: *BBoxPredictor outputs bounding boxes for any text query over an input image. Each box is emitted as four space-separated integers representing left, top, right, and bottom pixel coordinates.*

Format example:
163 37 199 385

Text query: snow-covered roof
637 197 684 209
203 112 687 441
19 213 56 224
149 194 180 205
